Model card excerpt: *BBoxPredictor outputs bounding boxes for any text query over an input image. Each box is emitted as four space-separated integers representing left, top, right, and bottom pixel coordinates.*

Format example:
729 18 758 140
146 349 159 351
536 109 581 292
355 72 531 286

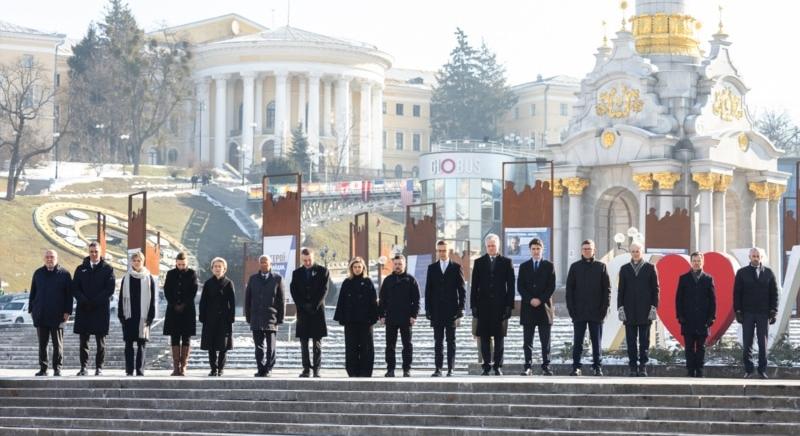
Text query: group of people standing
27 234 779 379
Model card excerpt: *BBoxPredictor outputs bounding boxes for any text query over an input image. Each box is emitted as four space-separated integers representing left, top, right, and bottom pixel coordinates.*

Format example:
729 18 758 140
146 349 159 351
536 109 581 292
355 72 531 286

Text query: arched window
167 148 178 164
394 164 403 178
266 101 275 131
411 166 419 177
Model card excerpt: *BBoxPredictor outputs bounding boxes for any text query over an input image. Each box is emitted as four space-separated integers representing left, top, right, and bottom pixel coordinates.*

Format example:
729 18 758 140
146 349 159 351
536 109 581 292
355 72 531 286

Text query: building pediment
553 125 674 167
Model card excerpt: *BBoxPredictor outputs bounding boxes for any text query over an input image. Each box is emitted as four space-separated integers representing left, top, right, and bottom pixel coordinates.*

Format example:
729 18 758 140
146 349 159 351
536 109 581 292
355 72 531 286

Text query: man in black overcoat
425 240 466 377
566 239 611 376
617 242 659 377
734 247 779 379
517 238 556 376
471 233 515 376
163 252 198 376
29 250 73 376
290 248 329 377
245 255 285 377
379 254 420 377
72 242 116 376
676 252 716 378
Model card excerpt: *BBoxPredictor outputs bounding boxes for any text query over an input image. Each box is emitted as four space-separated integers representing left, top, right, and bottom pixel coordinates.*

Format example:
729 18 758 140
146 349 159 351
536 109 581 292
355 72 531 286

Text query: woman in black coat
162 252 198 376
199 257 235 376
117 252 156 376
333 257 378 377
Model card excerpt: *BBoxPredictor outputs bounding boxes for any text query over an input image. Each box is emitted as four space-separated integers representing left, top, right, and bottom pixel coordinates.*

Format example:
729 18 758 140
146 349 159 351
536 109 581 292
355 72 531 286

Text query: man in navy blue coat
72 242 116 376
676 252 716 378
29 250 73 376
734 248 779 379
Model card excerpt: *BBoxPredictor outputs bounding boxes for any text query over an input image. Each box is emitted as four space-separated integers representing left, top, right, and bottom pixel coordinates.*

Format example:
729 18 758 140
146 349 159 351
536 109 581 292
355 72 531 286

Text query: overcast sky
7 0 800 118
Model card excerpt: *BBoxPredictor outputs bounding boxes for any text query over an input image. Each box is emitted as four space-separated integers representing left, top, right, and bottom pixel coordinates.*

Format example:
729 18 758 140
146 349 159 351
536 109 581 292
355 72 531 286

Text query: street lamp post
198 101 206 163
52 132 61 179
239 144 246 186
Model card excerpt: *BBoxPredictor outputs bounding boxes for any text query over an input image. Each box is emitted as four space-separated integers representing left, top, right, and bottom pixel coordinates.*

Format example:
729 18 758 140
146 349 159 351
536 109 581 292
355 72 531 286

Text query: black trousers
124 339 146 374
624 323 651 367
208 350 227 371
299 337 322 370
433 324 456 370
37 327 63 371
683 334 707 371
253 330 277 373
344 323 374 377
385 324 413 371
79 333 106 369
480 334 505 370
742 312 769 374
170 335 191 347
572 320 602 369
522 323 551 369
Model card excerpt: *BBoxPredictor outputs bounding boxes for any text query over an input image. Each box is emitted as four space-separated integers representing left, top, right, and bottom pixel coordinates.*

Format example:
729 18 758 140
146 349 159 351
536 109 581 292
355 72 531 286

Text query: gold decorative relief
601 131 617 148
693 172 719 191
631 13 701 57
596 84 644 119
748 181 771 200
737 133 749 152
714 175 732 193
712 86 744 122
768 183 786 201
652 172 681 190
632 173 654 191
552 179 564 197
562 177 590 196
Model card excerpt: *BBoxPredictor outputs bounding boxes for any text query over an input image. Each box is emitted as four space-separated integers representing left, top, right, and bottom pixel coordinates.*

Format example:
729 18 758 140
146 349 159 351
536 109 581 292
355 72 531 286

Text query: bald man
29 250 73 376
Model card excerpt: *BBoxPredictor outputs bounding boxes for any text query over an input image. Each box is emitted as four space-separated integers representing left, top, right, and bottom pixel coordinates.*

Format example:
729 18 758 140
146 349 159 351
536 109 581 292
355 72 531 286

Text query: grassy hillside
303 213 405 266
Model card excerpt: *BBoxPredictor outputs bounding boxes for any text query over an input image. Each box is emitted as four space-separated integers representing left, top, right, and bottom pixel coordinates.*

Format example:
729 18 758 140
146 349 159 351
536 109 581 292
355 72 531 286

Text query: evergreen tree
431 28 517 142
287 123 311 177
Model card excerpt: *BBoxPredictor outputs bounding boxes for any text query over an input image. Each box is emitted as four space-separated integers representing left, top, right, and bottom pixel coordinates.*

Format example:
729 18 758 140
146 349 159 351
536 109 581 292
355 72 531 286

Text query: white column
226 79 235 133
698 189 714 252
297 75 306 130
769 197 781 273
335 77 351 170
713 191 726 253
359 82 372 170
195 78 211 165
755 198 769 253
371 85 384 171
255 76 264 134
307 74 321 168
274 71 288 156
322 79 333 137
553 185 564 285
241 72 255 172
212 75 228 168
564 177 588 265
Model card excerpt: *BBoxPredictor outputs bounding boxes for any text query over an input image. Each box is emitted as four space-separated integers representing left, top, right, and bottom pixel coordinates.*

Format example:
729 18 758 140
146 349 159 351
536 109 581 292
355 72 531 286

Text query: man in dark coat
163 252 198 376
676 251 716 378
471 233 515 376
29 250 73 376
290 248 329 377
72 242 116 376
425 240 466 377
617 242 659 377
566 239 611 376
379 254 420 377
517 238 556 376
245 255 285 377
734 248 779 379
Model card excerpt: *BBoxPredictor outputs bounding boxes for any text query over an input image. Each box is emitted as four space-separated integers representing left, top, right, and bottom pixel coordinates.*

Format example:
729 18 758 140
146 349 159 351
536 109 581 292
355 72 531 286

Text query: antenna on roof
287 0 291 26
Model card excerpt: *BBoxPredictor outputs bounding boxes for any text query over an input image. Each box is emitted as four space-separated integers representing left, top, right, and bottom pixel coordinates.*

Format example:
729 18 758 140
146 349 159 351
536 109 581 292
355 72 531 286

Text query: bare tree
0 58 69 200
756 110 800 156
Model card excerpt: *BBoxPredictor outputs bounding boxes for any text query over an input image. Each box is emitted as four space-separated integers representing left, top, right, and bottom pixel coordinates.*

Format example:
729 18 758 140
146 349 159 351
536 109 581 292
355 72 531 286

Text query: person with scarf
199 257 235 376
617 242 659 377
117 251 156 376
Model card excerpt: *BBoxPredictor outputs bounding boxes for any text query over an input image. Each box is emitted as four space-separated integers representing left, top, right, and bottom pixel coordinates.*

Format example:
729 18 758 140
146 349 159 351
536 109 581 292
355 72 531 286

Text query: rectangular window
382 102 387 114
413 104 421 117
21 54 33 69
560 103 569 116
55 73 61 88
413 133 421 151
530 104 536 116
383 131 387 149
396 103 404 116
395 132 404 150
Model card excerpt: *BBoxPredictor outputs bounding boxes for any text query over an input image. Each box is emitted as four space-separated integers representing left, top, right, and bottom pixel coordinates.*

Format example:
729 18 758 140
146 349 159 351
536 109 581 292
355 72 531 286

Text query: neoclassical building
543 0 789 279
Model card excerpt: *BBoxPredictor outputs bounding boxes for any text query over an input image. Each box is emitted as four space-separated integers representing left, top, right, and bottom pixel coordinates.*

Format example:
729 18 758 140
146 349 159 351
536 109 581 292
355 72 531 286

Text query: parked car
0 300 33 325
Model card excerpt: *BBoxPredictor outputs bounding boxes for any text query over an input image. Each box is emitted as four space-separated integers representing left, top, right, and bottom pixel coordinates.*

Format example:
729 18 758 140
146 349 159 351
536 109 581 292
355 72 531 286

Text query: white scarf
123 267 155 339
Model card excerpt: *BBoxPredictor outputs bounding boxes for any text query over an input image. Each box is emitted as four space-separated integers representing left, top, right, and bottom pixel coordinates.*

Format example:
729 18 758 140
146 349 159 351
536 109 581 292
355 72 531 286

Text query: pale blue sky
8 0 799 118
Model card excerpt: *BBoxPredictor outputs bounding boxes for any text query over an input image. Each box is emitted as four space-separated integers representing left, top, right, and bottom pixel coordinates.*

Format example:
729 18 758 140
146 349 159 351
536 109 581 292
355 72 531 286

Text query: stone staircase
0 377 798 435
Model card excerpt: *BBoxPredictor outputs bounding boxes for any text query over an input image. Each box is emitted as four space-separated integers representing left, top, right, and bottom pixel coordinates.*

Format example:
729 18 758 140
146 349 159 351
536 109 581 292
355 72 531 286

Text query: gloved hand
735 311 743 324
769 316 777 325
456 310 464 319
502 307 512 320
769 310 777 325
471 308 478 318
648 305 657 321
617 307 626 322
706 318 715 328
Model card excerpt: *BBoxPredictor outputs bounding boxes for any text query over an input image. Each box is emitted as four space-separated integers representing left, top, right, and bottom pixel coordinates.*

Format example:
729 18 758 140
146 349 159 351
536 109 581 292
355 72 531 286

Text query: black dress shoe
95 368 103 376
53 370 61 377
569 368 581 376
264 371 272 377
687 369 695 377
208 370 217 376
628 368 638 377
493 368 503 376
77 368 88 376
384 370 395 378
695 369 704 378
216 370 223 377
542 367 553 376
299 369 311 378
744 372 753 379
127 372 134 377
758 372 768 379
135 370 144 376
592 367 603 377
637 366 648 377
520 368 532 376
403 370 411 377
313 369 321 378
446 369 453 377
431 369 442 377
35 370 47 377
254 371 265 377
481 369 491 376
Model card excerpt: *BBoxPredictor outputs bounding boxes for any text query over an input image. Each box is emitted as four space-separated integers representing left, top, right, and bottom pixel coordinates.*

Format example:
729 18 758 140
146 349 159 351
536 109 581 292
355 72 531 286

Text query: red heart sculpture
655 252 737 346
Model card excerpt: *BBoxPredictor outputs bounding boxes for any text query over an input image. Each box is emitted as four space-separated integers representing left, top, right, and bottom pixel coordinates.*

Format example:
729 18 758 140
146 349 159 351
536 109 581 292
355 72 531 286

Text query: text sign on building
419 152 510 180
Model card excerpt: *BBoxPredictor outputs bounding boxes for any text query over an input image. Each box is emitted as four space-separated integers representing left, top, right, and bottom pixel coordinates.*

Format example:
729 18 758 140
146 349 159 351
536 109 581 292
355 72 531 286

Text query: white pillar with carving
195 78 211 165
563 177 589 265
371 84 384 171
254 75 264 135
693 173 717 252
749 181 771 255
297 75 306 130
335 77 351 170
212 74 228 168
713 175 731 253
359 81 372 170
553 181 565 285
307 74 321 168
322 79 333 137
273 71 288 156
768 183 786 272
241 72 255 172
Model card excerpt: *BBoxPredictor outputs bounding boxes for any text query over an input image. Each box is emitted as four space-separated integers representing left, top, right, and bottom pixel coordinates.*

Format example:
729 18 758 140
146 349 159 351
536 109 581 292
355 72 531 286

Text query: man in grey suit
244 255 285 377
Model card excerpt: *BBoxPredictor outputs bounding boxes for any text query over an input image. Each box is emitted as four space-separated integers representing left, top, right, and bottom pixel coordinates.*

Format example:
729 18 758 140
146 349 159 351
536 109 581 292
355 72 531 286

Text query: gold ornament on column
652 172 681 190
714 174 733 192
632 173 654 191
768 183 787 201
748 181 771 200
552 179 564 197
562 177 590 196
693 172 720 191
